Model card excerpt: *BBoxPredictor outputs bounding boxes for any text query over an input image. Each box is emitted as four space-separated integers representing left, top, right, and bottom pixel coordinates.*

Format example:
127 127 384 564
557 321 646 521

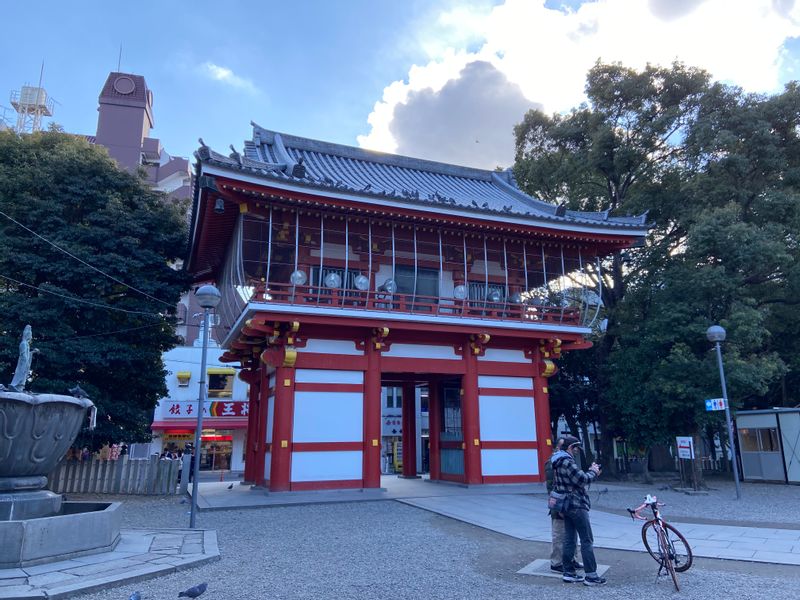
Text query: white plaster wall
266 395 275 443
383 343 458 359
478 375 533 390
293 391 363 442
440 270 455 298
375 264 393 290
479 395 536 441
478 348 529 363
291 451 363 481
296 339 364 355
470 259 504 277
264 451 271 480
481 449 539 476
310 242 360 261
295 369 364 384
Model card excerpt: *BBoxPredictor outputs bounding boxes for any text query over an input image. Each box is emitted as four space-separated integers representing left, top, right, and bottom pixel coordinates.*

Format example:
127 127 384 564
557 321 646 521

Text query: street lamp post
706 325 742 500
190 284 221 528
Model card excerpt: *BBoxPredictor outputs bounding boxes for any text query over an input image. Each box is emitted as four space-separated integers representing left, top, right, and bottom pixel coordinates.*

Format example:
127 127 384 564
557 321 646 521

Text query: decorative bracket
468 332 491 356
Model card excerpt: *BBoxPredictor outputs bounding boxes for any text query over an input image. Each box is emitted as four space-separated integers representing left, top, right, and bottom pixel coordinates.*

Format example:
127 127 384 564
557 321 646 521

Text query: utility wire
35 322 168 343
0 208 176 308
0 274 164 317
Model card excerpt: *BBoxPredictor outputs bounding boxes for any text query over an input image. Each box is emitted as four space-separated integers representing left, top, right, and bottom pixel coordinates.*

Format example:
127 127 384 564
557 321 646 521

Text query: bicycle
627 494 693 591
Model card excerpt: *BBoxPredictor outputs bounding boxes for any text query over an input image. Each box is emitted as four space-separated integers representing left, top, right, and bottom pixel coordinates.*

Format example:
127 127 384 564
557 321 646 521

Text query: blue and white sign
705 398 726 411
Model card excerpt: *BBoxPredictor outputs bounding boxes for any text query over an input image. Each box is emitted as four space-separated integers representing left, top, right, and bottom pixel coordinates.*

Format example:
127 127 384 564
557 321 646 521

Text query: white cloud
201 62 259 94
359 0 800 167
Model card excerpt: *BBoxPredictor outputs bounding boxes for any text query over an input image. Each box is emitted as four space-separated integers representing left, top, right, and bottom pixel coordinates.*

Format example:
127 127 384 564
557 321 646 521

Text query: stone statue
9 325 38 392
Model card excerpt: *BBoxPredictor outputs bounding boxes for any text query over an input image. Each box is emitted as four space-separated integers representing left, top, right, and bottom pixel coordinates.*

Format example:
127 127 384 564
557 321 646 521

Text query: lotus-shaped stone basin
0 392 93 492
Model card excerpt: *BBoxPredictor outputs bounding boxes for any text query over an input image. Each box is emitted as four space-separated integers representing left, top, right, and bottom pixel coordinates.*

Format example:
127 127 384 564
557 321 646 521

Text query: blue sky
2 1 800 169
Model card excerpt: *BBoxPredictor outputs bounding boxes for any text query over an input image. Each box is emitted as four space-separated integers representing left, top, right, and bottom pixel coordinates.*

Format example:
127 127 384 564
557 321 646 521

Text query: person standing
553 435 605 586
546 437 581 573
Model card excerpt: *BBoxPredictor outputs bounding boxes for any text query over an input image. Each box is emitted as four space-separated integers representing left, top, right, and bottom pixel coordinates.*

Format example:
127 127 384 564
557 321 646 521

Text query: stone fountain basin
0 501 121 568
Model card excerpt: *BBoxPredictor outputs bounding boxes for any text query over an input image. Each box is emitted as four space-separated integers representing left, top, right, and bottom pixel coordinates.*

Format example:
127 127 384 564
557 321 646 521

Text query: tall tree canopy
0 131 188 444
513 62 800 470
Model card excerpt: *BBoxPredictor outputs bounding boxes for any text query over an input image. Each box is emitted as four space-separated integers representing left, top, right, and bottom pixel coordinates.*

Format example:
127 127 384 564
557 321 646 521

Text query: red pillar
427 378 441 481
269 365 295 492
401 382 418 478
242 368 260 485
363 340 382 488
533 349 555 481
253 366 270 487
461 345 482 485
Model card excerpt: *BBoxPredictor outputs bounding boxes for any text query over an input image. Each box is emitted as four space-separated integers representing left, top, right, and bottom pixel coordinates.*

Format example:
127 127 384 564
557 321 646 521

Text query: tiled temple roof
194 123 648 230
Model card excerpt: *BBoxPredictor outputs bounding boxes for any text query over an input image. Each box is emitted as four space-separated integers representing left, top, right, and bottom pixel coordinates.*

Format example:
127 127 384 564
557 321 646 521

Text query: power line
36 322 168 343
0 209 177 308
0 274 164 317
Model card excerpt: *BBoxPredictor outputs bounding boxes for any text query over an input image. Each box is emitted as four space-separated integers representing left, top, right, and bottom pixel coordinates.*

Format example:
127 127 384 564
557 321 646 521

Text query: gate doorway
380 374 463 483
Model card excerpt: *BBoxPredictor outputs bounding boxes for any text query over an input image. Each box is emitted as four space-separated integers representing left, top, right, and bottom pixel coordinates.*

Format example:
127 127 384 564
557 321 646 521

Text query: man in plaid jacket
552 435 606 586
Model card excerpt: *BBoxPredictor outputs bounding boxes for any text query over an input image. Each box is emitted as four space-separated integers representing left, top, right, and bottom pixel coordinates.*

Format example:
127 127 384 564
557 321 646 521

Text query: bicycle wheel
664 523 693 572
642 521 693 573
659 529 680 592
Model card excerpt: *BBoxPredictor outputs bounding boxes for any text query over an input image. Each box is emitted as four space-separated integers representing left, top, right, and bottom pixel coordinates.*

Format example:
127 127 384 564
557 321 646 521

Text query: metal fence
47 455 184 496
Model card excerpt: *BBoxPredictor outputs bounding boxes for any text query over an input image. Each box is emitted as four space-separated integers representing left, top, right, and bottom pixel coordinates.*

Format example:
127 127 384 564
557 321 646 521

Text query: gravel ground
589 477 800 527
74 489 800 600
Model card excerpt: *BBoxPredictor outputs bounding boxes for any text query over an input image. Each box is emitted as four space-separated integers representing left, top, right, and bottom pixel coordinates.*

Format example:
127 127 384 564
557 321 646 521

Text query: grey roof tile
194 124 649 230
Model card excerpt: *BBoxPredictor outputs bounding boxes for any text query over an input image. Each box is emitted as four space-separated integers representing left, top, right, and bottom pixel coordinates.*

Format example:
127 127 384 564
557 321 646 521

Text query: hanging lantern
289 270 307 285
453 284 467 300
354 274 370 291
380 278 397 294
324 272 342 288
488 290 502 303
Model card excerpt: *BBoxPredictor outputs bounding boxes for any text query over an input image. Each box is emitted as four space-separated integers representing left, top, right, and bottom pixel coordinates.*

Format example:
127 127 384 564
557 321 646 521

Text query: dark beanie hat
563 435 581 449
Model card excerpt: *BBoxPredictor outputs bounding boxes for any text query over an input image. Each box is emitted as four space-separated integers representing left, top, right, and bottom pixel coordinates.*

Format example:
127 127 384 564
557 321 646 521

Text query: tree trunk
642 447 653 484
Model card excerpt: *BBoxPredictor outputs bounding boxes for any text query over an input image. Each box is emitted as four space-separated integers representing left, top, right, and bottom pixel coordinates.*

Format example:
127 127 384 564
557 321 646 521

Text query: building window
395 266 439 298
208 367 236 398
385 386 402 408
739 428 780 452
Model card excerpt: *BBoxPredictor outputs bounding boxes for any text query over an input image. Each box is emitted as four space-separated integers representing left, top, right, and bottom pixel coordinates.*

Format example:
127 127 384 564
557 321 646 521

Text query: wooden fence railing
47 454 189 496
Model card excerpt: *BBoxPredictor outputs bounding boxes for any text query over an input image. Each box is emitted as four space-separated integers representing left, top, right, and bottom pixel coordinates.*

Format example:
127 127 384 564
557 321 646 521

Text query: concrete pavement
398 493 800 566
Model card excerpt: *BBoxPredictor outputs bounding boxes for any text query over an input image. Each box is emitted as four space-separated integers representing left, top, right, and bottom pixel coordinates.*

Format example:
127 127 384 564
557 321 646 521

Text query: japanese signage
676 436 695 459
705 398 727 411
382 413 402 436
165 401 249 418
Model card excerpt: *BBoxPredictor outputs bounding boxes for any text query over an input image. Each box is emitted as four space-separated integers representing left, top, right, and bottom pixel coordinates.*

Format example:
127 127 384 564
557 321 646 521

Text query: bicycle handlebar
628 495 666 521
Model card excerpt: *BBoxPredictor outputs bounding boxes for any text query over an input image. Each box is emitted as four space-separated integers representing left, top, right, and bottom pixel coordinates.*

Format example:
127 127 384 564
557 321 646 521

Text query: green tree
514 63 800 478
0 131 189 445
513 61 711 469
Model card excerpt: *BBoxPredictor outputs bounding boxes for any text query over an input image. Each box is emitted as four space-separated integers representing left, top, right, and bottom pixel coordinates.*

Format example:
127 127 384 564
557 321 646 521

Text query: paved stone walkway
0 529 219 600
398 494 800 566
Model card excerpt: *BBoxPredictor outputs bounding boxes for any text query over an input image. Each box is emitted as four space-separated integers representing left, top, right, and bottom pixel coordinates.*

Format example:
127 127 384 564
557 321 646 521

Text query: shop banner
165 400 248 418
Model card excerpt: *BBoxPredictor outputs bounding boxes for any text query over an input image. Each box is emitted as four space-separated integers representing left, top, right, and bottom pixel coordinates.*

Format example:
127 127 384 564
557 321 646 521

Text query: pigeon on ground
227 483 234 490
129 592 142 600
178 582 207 598
180 498 188 504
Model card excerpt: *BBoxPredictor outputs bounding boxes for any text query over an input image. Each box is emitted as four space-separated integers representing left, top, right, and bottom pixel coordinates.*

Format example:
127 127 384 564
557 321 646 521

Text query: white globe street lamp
190 284 221 528
706 325 742 500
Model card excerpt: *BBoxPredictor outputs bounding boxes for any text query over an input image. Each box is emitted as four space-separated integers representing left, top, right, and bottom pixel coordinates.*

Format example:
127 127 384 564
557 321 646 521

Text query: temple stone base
0 502 121 569
0 489 62 521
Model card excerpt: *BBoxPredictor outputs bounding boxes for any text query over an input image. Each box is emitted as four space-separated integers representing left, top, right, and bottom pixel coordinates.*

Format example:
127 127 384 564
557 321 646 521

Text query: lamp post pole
707 325 742 500
190 285 221 528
